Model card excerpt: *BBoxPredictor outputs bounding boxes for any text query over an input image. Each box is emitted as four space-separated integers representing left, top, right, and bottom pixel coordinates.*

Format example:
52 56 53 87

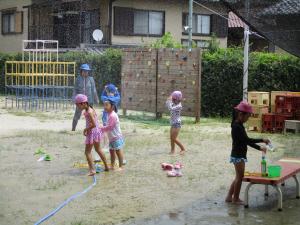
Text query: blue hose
34 176 97 225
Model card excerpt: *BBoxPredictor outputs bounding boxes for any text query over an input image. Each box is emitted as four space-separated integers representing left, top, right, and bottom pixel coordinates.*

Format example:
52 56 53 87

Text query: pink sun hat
74 94 88 104
171 91 183 101
234 101 253 113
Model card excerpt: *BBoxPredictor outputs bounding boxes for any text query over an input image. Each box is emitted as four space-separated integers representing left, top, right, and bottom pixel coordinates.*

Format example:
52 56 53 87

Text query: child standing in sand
74 94 109 175
166 91 185 155
100 100 125 171
226 101 269 204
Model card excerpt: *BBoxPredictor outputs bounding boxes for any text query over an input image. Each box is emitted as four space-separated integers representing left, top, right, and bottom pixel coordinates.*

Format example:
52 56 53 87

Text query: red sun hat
234 101 253 114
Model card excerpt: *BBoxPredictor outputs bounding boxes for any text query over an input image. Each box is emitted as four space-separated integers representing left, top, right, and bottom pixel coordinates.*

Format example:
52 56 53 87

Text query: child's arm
233 125 263 150
166 100 182 111
100 114 117 132
91 78 99 104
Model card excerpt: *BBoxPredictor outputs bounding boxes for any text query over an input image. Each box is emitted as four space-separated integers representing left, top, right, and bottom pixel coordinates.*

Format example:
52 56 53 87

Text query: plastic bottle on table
261 152 267 177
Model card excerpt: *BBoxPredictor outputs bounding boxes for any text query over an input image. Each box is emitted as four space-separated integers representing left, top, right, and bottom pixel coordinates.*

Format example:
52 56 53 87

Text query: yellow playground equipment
5 40 76 111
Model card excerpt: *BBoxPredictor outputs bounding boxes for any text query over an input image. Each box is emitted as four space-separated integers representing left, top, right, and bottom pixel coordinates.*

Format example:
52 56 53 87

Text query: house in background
227 11 291 54
227 11 270 52
110 0 228 48
0 0 31 53
0 0 229 52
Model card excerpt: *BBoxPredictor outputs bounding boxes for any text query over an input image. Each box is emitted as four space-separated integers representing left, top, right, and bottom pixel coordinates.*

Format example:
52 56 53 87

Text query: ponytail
231 109 238 126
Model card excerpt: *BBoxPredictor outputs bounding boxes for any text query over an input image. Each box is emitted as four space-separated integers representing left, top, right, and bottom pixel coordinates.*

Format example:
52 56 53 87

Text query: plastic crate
262 113 275 132
275 95 300 116
247 117 262 132
248 91 269 106
274 114 293 131
270 91 290 113
290 92 300 96
252 106 269 118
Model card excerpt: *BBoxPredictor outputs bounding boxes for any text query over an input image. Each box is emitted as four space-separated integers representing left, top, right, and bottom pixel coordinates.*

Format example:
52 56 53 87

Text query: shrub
0 49 122 95
201 49 300 117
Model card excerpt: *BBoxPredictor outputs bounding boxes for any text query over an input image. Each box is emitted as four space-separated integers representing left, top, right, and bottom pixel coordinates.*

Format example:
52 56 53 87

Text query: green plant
201 48 300 117
149 32 183 49
207 33 220 53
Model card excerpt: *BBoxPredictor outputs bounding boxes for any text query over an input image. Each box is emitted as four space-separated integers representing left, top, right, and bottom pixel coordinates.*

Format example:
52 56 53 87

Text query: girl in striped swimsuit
166 91 186 155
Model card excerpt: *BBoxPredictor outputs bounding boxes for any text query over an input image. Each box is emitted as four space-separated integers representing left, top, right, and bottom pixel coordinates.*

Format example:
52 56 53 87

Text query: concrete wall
0 0 31 53
111 0 227 47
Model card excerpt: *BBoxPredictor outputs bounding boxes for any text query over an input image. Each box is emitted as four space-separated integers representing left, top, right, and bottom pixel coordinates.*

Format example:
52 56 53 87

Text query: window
182 39 210 48
1 10 23 34
114 7 164 36
183 14 210 35
134 11 163 35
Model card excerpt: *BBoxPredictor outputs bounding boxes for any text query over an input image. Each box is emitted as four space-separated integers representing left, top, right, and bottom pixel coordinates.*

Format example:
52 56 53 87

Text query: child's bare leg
115 150 124 170
110 149 116 169
170 128 176 154
226 180 235 202
174 138 185 153
172 128 185 153
232 162 245 204
94 142 109 171
85 144 96 176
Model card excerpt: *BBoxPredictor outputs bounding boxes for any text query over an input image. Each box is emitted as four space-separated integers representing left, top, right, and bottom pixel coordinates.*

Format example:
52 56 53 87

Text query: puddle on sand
123 185 300 225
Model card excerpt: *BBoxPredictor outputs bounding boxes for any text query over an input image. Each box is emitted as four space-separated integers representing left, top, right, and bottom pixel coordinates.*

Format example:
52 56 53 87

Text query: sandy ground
0 97 300 225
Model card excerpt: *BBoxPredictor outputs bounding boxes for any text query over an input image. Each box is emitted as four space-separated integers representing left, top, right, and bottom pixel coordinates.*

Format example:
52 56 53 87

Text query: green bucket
268 165 282 178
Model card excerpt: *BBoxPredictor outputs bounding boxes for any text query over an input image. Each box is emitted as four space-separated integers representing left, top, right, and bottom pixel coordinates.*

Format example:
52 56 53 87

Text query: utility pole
188 0 193 50
243 0 250 101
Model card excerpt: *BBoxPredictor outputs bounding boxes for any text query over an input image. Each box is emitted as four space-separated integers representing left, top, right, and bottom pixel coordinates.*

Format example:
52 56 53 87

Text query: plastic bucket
268 165 282 178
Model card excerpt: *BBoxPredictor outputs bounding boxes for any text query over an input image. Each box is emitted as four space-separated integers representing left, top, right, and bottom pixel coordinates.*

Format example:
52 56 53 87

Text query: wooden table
243 158 300 211
284 120 300 134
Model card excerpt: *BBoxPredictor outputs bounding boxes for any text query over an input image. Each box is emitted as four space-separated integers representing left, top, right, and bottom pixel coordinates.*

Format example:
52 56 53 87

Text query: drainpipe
109 0 117 45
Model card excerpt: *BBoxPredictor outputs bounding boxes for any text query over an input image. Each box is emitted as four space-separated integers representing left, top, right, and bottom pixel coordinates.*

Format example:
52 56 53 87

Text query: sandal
161 163 174 171
174 162 183 169
167 169 183 177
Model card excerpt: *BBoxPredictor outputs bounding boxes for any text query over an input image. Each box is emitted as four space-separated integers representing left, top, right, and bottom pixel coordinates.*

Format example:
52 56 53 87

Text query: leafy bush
201 48 300 117
59 48 122 92
0 49 122 95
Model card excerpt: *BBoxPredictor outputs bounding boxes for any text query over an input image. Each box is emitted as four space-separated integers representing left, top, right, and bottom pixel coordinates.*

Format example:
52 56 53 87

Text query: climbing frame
121 48 201 121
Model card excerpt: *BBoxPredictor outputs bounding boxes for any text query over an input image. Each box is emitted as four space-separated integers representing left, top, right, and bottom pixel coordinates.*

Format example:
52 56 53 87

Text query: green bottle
261 154 267 177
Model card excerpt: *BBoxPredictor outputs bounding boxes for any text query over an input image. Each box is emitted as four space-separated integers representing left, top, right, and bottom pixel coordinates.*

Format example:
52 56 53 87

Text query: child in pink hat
166 91 186 155
226 100 270 204
74 94 109 175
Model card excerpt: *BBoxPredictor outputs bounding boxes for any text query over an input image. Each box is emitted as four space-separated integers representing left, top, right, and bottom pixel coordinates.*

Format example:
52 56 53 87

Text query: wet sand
0 98 299 225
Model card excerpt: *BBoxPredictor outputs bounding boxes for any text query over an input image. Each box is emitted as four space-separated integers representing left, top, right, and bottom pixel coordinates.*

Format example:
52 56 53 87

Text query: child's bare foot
87 170 96 176
104 167 109 172
232 199 244 205
225 196 232 203
115 167 124 171
169 151 175 155
179 149 186 155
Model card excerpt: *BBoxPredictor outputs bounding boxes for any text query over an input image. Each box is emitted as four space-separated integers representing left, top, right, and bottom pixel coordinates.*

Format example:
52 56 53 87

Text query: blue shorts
171 122 182 128
109 138 124 150
230 157 248 164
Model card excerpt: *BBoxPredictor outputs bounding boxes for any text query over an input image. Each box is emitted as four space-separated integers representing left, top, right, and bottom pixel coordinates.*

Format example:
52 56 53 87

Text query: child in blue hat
100 84 120 125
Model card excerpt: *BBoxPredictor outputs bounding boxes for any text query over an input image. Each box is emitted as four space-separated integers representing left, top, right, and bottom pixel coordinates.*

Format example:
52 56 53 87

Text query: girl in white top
100 100 125 171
